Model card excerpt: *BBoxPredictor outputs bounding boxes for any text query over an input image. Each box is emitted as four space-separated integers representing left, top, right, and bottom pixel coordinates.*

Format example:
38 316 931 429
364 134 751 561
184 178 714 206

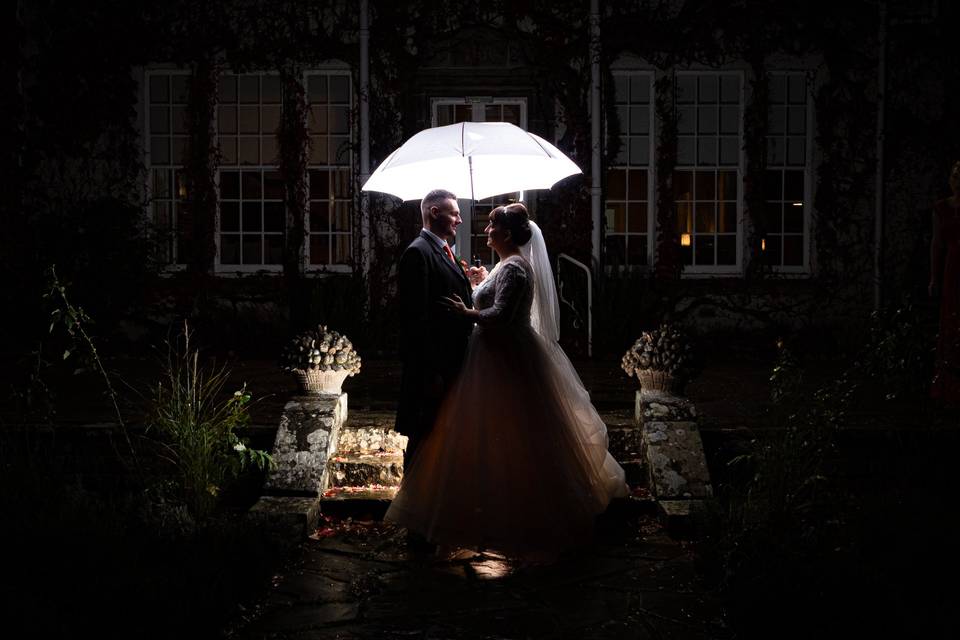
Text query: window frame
673 69 746 277
763 70 813 275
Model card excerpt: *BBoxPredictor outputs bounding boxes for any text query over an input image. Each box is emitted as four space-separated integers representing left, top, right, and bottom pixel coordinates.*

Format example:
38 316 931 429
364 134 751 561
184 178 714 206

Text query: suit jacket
395 230 474 440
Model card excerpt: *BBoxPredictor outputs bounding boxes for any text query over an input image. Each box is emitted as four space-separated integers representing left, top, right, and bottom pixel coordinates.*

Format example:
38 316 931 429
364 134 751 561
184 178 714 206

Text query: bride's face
484 214 511 254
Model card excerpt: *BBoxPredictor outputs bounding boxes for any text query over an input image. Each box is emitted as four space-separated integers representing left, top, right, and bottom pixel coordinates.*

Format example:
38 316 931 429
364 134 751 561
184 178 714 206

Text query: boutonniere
455 256 469 275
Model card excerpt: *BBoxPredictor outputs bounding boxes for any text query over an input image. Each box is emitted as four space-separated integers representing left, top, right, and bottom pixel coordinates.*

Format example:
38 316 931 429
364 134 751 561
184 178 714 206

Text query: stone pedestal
640 420 713 499
636 390 712 501
265 393 347 494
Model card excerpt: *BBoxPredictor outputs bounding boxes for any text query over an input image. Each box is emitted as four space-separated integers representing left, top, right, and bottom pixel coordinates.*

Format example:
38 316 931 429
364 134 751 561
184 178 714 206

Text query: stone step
320 485 399 501
620 458 649 487
607 426 644 461
326 451 404 488
336 423 407 455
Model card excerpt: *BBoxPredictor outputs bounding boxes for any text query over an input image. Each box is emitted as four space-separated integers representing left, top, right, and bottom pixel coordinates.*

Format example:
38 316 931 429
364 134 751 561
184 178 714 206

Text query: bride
385 202 627 560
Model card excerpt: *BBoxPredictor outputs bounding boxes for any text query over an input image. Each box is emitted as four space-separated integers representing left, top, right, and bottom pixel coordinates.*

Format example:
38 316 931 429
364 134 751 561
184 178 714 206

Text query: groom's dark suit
396 230 474 465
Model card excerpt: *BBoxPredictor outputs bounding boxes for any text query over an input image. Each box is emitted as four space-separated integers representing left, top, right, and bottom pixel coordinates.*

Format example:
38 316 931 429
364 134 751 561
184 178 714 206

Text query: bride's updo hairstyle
491 202 533 246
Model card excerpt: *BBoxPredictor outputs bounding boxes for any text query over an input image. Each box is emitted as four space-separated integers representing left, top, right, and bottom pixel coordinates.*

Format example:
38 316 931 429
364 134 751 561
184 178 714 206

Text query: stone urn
637 369 679 394
292 368 351 396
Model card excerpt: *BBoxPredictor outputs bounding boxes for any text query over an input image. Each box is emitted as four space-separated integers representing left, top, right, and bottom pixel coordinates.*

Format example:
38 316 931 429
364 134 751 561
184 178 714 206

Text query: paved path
228 505 728 640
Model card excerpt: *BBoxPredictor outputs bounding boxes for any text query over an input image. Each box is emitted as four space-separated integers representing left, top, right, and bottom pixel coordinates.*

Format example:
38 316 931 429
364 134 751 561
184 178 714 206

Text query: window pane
333 234 352 263
150 107 169 134
614 76 628 103
262 105 281 134
172 137 188 164
150 75 169 103
605 235 626 265
171 75 188 103
242 202 261 231
764 170 782 201
717 235 737 265
630 76 650 102
310 169 330 200
607 169 626 199
769 106 786 135
627 203 647 233
695 202 715 232
310 136 328 165
784 170 804 200
606 202 626 232
310 234 329 264
241 171 261 198
720 75 739 103
238 106 259 133
221 234 241 264
697 137 717 165
265 235 284 263
720 106 739 134
695 171 715 200
333 169 350 197
264 202 285 232
673 171 693 200
788 106 805 134
627 169 647 199
242 236 262 264
783 235 803 265
630 137 649 166
788 75 806 104
698 75 718 103
220 202 240 232
330 136 350 165
718 171 737 199
310 201 329 232
769 74 786 103
676 76 696 103
330 107 349 134
695 235 715 265
627 236 648 265
264 171 284 200
767 137 785 165
676 202 692 233
220 137 237 165
677 106 695 134
784 205 804 233
719 137 739 165
677 136 695 165
218 106 237 134
630 106 649 134
765 203 783 233
718 202 736 232
787 137 805 165
332 202 350 231
329 76 349 103
308 75 328 103
151 137 170 164
698 106 717 134
238 137 259 164
310 105 328 133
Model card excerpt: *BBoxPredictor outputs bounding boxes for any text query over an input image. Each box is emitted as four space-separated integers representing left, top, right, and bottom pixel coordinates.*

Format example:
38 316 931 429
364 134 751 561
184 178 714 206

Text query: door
431 97 527 265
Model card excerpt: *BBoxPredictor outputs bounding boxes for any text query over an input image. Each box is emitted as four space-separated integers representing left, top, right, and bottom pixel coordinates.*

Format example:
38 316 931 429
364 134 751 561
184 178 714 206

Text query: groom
396 189 476 467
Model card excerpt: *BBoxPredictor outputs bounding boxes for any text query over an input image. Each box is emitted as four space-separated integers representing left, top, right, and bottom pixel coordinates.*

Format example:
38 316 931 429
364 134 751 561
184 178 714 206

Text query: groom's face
430 198 461 243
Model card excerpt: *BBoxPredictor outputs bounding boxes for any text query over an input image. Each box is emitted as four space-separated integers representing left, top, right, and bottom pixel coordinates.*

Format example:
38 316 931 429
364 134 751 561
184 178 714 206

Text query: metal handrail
556 252 592 357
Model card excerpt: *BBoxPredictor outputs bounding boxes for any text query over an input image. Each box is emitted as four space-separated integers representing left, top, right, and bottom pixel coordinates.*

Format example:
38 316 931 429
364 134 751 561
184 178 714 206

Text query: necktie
443 244 456 265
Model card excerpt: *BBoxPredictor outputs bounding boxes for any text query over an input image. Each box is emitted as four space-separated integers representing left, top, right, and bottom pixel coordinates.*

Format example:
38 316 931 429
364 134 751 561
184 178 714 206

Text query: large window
606 71 654 268
145 69 353 272
674 72 742 273
764 72 809 271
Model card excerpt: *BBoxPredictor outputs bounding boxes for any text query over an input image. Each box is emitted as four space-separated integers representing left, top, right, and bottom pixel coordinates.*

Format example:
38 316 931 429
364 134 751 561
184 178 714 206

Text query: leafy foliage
147 323 272 521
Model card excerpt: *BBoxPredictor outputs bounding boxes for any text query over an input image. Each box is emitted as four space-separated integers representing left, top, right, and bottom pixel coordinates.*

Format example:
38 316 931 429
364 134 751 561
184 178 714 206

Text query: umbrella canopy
361 121 582 201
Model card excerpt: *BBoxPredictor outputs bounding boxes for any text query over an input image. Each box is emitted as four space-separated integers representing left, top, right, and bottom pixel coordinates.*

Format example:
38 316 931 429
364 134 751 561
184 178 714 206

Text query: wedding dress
385 223 626 556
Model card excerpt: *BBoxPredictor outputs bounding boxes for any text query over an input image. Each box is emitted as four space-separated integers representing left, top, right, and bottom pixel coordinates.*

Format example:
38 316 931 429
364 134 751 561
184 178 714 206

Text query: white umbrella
361 121 582 201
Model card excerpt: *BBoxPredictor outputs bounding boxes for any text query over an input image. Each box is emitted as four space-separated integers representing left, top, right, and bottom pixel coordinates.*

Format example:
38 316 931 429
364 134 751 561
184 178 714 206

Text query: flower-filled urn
280 325 361 395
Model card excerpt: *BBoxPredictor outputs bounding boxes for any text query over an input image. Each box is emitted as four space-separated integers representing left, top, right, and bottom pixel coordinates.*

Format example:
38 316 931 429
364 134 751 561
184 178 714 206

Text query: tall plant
147 323 271 521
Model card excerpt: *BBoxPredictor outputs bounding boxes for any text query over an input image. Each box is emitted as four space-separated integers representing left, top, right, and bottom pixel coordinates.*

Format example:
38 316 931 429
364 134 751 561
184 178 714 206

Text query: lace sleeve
477 261 529 326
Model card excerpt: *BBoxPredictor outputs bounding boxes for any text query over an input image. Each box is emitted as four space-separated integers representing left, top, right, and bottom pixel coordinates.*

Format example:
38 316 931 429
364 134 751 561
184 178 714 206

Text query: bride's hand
440 294 468 314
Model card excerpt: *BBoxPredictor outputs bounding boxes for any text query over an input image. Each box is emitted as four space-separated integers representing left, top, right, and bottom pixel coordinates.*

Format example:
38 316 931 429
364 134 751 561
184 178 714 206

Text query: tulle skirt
385 322 626 556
